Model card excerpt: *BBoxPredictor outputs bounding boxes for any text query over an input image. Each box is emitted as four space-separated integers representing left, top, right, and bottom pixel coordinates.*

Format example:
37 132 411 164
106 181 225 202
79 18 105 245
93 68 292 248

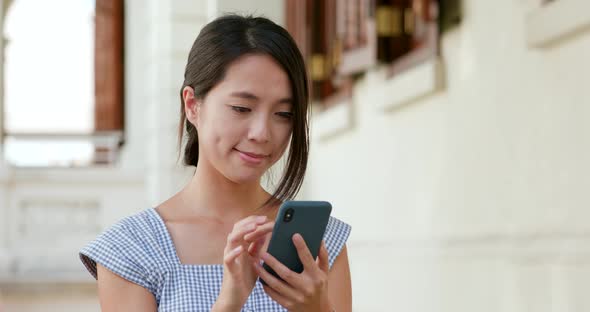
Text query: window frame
0 0 126 168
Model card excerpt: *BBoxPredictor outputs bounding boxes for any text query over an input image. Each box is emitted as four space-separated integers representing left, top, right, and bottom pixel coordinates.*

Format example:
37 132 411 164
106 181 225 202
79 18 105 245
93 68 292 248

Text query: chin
225 170 264 185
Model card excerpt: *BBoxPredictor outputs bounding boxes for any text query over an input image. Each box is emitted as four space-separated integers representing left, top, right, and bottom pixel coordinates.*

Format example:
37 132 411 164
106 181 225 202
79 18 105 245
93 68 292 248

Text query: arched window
2 0 124 168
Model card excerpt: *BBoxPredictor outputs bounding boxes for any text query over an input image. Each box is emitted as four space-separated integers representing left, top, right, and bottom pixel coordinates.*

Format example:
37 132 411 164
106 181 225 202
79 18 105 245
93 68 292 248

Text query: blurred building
0 0 589 311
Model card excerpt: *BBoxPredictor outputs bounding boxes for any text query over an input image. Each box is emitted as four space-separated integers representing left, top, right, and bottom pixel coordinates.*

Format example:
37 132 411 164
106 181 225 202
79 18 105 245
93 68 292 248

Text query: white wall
216 0 283 25
305 0 590 311
139 0 205 206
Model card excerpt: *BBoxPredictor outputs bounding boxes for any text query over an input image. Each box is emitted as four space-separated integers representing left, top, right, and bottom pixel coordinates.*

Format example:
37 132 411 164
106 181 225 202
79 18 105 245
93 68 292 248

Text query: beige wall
216 0 283 25
305 0 590 311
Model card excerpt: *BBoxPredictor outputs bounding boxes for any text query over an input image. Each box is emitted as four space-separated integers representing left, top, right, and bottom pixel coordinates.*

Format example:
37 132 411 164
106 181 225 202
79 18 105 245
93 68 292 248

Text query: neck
178 160 272 221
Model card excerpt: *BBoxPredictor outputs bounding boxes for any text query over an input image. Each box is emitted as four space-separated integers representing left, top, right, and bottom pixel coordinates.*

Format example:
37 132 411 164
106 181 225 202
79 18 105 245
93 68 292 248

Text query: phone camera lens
283 208 294 222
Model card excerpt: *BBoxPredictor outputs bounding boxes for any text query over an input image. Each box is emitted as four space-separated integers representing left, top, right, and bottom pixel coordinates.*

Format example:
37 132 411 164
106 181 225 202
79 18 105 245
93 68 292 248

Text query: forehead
213 54 292 100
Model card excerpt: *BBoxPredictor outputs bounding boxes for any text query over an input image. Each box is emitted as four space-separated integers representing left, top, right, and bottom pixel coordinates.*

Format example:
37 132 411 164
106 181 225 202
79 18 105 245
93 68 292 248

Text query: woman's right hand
213 215 274 311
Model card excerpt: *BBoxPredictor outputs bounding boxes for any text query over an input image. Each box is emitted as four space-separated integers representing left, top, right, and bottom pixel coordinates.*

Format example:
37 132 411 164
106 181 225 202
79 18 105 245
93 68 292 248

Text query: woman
80 14 352 312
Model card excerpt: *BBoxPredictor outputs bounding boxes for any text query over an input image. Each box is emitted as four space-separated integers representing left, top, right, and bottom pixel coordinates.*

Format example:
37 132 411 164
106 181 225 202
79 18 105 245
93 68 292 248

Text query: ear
182 86 202 129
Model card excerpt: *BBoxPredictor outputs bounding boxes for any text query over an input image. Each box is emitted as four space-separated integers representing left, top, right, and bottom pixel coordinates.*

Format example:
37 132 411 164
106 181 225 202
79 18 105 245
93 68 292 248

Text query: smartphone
260 200 332 285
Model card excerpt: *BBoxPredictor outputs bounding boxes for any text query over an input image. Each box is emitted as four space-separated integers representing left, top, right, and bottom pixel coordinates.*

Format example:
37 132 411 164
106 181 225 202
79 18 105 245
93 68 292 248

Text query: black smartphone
260 200 332 285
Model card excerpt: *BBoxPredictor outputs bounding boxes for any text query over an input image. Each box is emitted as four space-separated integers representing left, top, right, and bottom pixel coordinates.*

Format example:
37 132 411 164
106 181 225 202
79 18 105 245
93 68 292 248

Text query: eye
276 112 293 119
230 106 251 113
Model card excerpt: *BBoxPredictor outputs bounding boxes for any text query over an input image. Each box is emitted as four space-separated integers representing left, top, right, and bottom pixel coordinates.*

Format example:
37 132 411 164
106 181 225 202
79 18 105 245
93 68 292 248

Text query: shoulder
80 209 163 267
323 216 352 268
97 209 158 244
79 208 169 299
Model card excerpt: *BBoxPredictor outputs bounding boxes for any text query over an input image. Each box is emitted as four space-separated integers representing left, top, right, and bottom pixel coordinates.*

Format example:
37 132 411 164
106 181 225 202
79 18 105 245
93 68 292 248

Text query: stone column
142 0 210 207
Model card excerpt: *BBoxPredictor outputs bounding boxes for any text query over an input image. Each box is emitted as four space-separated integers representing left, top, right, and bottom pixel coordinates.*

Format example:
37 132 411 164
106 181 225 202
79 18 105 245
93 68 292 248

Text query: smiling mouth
234 149 269 158
234 148 270 165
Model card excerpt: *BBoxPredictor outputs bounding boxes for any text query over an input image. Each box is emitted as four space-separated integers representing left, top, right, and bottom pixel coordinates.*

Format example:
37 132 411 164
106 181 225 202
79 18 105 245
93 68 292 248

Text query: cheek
202 111 242 147
273 126 293 156
210 126 241 153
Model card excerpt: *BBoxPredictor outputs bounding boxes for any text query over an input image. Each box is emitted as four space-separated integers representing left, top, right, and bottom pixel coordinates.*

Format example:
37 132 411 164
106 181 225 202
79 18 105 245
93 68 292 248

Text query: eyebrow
229 91 293 105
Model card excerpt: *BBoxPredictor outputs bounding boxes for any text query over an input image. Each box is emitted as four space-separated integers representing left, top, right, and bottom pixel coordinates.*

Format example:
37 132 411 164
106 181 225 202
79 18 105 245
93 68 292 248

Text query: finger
261 232 271 253
262 284 293 309
292 233 317 272
254 262 300 300
225 222 257 250
223 245 244 266
317 240 329 273
250 232 272 259
261 252 305 289
233 215 267 230
243 221 274 242
226 216 269 250
247 236 265 256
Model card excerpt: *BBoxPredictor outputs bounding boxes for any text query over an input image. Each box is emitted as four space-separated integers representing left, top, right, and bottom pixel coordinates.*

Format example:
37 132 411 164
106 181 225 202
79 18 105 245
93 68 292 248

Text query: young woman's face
189 54 294 184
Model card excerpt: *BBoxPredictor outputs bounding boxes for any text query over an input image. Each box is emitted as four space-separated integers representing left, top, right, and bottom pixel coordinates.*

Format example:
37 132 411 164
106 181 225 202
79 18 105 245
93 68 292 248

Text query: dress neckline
148 207 224 269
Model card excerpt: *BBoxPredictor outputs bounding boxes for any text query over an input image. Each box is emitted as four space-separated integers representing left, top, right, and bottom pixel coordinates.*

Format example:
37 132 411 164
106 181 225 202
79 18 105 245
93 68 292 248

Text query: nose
248 115 271 143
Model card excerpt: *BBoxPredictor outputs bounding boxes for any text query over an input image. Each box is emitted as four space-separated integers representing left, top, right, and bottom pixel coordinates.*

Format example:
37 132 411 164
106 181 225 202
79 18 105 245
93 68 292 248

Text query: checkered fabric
79 207 351 311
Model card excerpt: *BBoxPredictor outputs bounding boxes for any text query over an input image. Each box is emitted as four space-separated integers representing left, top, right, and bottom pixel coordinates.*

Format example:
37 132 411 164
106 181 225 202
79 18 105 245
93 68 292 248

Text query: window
377 0 440 77
285 0 375 110
284 0 460 109
1 0 124 168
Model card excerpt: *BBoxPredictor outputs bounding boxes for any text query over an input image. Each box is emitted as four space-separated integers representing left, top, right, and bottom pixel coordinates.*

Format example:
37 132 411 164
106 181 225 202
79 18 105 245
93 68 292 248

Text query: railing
0 163 145 290
1 131 124 168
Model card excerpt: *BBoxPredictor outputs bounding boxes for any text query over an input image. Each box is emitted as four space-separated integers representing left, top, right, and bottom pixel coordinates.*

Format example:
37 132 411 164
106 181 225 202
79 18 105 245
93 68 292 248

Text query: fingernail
257 216 267 222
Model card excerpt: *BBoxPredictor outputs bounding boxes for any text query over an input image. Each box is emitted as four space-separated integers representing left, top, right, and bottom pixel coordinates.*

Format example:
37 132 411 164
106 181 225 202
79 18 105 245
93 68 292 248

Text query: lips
235 148 268 158
234 148 269 165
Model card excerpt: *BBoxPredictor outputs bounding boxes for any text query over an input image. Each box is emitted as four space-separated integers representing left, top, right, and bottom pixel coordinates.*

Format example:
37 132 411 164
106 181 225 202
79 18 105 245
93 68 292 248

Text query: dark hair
177 14 310 207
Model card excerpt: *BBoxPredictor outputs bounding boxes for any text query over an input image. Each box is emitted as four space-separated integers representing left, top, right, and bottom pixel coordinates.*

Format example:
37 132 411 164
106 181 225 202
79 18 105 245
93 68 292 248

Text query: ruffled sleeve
322 216 352 268
79 211 168 301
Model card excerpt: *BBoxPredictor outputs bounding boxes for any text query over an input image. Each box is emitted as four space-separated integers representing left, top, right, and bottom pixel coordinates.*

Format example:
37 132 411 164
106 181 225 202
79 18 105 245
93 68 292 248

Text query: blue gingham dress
79 207 351 311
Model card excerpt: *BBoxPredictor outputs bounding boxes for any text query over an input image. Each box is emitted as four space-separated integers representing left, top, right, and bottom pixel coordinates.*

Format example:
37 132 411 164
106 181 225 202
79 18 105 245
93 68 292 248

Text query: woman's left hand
255 234 332 312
